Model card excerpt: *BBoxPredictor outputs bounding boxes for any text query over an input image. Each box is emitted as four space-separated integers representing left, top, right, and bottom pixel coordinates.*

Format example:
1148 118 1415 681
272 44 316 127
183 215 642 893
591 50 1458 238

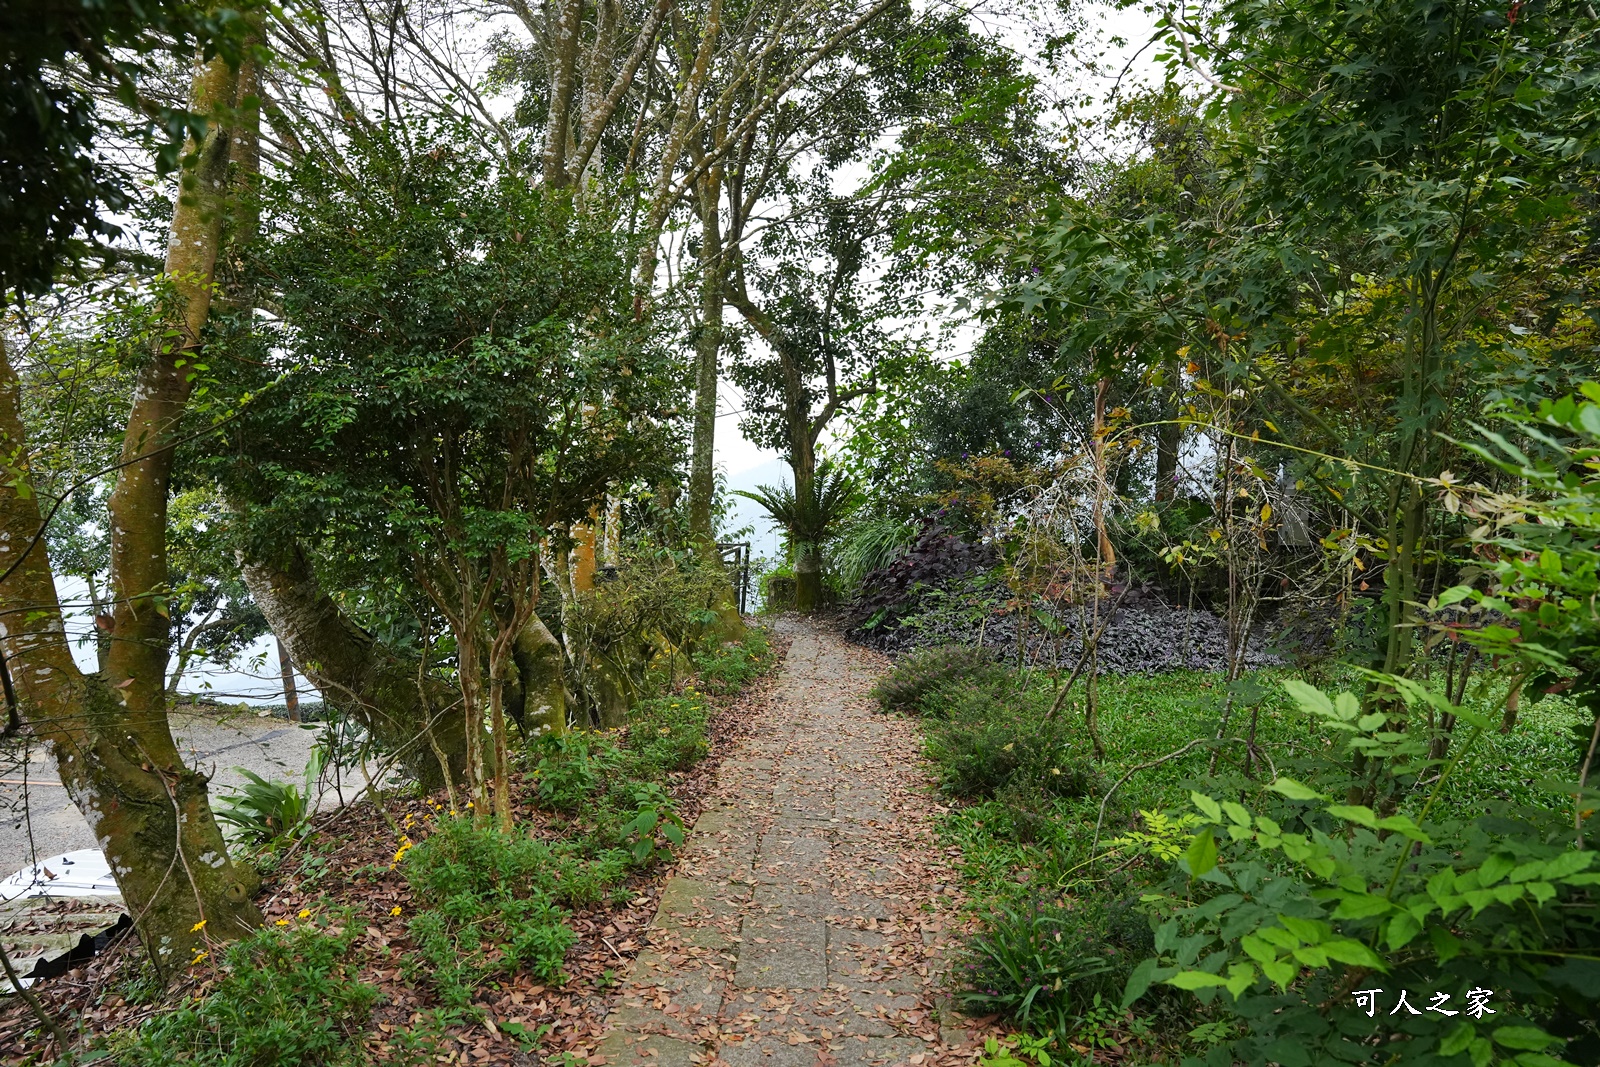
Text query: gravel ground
0 705 323 877
850 584 1310 673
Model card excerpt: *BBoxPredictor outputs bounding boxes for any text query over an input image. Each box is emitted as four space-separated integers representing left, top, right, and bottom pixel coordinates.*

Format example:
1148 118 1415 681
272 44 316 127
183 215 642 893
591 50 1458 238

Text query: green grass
932 664 1583 914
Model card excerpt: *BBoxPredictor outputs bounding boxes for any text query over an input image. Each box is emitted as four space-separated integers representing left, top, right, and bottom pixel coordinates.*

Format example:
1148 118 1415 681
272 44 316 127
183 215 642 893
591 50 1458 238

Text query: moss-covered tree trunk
238 543 468 788
507 614 569 739
0 343 262 978
0 45 270 975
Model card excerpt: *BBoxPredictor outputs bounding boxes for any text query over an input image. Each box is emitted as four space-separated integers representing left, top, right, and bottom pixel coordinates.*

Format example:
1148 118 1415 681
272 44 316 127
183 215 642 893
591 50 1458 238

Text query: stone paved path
595 620 974 1067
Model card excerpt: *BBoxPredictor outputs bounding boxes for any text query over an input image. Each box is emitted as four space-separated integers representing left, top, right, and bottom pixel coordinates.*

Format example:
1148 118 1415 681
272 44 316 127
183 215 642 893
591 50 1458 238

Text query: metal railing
717 542 751 615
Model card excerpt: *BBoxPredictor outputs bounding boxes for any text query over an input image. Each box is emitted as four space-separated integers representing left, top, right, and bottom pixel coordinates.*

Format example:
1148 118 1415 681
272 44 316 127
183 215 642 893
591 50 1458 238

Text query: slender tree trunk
85 573 111 672
164 609 219 700
1500 671 1524 734
276 637 299 723
487 661 513 831
633 0 721 307
1155 354 1181 503
688 179 723 553
103 48 241 716
0 342 261 979
1091 377 1117 576
573 0 620 191
680 177 746 639
454 616 489 820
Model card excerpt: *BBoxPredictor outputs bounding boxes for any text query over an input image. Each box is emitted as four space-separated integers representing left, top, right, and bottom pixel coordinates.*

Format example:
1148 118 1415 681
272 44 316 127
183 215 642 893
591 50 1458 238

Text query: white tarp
0 849 119 904
1 849 124 993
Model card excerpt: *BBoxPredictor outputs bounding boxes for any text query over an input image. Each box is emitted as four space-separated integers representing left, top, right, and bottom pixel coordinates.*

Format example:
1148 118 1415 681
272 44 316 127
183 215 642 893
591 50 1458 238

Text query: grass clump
118 918 379 1066
954 897 1153 1041
870 644 1004 713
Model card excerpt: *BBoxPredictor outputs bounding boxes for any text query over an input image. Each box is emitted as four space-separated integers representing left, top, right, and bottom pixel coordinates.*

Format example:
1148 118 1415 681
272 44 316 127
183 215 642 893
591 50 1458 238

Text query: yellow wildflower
390 906 402 916
190 919 207 933
298 908 311 919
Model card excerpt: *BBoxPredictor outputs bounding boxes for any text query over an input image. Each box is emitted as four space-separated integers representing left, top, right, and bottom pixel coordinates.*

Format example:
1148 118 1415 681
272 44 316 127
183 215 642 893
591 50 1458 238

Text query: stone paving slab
594 619 976 1067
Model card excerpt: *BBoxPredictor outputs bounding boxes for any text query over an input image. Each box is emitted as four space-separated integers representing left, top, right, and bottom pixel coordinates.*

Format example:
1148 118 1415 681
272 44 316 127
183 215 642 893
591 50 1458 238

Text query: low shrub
924 684 1095 801
533 731 617 813
118 918 379 1066
693 627 772 695
871 644 1005 713
400 817 577 1008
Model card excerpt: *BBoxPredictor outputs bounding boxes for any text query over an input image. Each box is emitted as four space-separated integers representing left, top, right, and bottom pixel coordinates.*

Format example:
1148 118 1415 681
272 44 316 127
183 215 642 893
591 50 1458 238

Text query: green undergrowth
110 628 776 1066
882 649 1595 1066
400 819 587 1009
393 626 773 1015
113 916 380 1066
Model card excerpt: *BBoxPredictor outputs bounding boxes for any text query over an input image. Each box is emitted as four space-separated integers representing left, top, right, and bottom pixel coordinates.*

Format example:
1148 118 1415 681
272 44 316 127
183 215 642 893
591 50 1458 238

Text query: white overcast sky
718 0 1170 554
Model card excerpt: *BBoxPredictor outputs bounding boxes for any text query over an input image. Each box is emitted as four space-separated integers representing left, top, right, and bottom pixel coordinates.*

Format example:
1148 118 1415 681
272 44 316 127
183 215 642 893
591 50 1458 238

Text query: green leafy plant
871 643 1006 713
534 732 614 813
562 546 740 716
214 749 323 847
1440 384 1600 829
979 1032 1057 1067
1072 993 1146 1053
1106 810 1207 864
692 628 772 696
117 915 379 1066
1123 679 1600 1067
623 693 711 777
955 900 1132 1040
736 463 858 553
400 817 577 1008
621 783 685 866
